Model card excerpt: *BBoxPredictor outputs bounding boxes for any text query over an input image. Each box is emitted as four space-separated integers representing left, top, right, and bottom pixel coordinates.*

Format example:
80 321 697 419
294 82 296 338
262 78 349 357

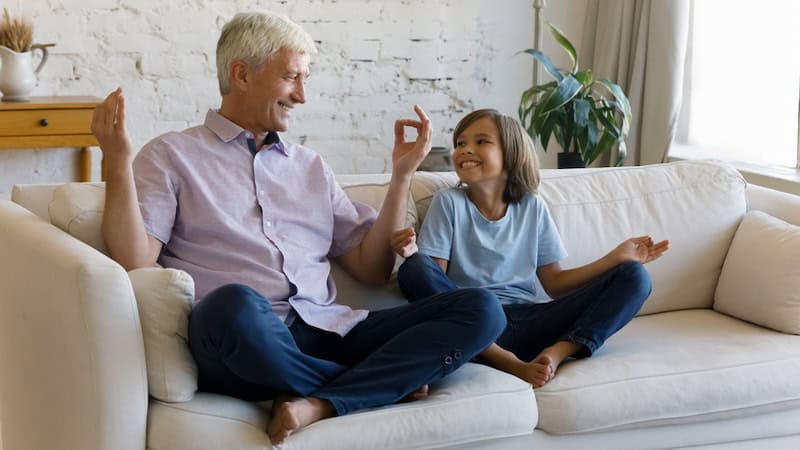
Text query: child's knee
460 288 506 339
619 261 652 298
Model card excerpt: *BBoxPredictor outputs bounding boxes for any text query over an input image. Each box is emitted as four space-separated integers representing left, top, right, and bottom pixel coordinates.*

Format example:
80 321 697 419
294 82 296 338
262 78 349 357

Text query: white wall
0 0 588 197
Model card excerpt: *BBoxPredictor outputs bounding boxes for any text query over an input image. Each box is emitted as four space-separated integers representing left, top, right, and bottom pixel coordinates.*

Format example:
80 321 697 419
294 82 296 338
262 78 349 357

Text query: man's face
240 48 310 133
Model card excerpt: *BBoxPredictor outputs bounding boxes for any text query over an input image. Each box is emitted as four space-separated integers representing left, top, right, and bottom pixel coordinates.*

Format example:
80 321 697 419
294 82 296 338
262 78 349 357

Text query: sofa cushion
534 309 800 434
409 171 459 226
129 267 198 402
537 160 747 314
147 363 536 450
48 182 108 255
714 211 800 334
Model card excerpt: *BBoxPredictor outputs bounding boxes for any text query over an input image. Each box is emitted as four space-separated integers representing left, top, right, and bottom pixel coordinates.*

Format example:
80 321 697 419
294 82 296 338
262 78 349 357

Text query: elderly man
92 12 505 444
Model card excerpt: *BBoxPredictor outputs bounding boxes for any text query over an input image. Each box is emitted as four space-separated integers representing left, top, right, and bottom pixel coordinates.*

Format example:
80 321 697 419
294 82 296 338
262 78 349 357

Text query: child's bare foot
526 341 584 388
514 354 554 388
268 396 336 444
401 384 429 402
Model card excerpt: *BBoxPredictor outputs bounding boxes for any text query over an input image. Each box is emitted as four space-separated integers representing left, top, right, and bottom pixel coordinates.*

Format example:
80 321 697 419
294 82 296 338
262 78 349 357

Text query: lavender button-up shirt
133 110 376 335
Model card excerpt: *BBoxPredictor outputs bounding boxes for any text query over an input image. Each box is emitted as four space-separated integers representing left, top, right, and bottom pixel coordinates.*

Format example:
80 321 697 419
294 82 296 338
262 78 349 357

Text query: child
392 109 669 388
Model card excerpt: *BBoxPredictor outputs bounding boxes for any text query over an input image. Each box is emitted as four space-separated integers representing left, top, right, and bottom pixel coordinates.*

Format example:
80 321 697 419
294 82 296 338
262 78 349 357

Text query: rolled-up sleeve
327 169 377 257
132 141 178 245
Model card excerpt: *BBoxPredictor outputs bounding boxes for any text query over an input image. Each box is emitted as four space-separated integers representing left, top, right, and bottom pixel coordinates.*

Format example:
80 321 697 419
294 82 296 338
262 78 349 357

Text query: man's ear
230 60 249 92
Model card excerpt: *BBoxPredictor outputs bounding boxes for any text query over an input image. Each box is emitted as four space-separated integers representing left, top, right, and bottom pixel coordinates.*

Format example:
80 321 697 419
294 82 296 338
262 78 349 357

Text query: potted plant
518 23 631 168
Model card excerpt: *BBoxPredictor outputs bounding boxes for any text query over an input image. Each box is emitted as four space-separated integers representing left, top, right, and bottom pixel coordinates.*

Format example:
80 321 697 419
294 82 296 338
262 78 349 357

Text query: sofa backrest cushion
48 183 108 255
410 161 748 315
714 211 800 334
538 161 747 314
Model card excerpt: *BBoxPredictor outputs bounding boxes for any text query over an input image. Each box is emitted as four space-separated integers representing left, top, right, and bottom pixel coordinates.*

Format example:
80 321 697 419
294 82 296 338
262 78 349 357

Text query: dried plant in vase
0 8 33 52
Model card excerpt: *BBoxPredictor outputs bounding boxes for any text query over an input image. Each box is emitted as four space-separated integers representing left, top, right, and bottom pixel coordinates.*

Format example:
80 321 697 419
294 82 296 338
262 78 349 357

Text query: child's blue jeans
397 253 652 360
188 283 506 416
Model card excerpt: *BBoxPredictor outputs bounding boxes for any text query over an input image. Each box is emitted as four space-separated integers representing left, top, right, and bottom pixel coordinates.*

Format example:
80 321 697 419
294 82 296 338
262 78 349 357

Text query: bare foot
268 396 336 444
512 354 553 388
400 384 429 402
524 341 584 388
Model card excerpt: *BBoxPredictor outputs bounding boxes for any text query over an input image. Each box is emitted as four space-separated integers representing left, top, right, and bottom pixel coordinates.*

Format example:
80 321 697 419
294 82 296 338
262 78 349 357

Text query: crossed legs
188 283 505 443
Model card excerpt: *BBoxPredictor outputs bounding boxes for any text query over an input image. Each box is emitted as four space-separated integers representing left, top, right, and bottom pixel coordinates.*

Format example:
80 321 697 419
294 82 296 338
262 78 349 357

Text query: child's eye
455 141 466 147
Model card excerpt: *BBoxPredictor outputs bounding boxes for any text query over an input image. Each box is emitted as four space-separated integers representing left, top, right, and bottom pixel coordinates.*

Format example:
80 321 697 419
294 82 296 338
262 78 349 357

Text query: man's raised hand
392 105 432 178
91 87 134 166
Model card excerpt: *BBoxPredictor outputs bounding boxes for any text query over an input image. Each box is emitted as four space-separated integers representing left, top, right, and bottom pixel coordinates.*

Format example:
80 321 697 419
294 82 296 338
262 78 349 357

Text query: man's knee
194 283 271 323
189 283 273 350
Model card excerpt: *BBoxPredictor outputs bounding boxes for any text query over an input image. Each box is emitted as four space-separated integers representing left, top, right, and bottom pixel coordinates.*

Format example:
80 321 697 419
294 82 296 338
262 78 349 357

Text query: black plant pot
557 152 585 169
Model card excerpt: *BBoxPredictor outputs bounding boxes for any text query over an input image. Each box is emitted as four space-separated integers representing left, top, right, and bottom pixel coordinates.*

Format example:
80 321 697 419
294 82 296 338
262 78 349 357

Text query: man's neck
219 98 271 144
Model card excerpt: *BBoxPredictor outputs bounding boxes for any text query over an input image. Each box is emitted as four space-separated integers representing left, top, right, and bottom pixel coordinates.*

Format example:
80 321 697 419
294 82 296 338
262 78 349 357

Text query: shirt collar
204 109 288 156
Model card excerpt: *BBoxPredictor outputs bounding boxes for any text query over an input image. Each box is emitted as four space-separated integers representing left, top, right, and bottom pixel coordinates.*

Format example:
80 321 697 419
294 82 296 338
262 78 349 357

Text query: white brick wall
0 0 589 197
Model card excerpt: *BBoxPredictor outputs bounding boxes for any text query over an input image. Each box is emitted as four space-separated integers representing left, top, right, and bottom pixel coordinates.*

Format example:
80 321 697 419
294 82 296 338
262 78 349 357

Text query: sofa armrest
0 200 147 450
746 184 800 226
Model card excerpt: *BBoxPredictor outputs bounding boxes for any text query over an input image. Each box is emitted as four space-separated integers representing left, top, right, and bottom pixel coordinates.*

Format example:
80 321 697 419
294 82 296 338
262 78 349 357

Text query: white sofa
1 160 800 450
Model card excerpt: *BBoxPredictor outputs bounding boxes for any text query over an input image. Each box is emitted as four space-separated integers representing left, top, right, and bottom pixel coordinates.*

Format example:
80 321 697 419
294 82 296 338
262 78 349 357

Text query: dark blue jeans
397 253 652 361
187 283 505 415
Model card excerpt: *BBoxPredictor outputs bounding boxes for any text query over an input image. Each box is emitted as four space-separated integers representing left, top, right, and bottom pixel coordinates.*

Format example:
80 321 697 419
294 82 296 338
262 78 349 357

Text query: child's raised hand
390 227 418 258
613 236 669 264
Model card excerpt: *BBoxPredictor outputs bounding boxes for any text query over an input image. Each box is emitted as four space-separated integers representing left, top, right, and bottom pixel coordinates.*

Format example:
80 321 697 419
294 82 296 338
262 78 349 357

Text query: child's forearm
545 253 620 298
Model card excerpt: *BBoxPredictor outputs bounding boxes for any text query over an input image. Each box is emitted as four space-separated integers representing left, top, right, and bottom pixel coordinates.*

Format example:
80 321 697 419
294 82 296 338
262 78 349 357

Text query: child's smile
453 116 506 189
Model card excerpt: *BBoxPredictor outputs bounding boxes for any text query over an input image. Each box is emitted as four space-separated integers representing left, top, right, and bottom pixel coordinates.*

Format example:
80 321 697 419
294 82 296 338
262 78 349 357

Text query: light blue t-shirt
417 188 568 304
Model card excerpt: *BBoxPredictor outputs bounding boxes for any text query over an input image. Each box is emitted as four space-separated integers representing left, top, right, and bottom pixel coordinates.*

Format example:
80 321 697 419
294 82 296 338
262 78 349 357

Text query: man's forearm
102 161 157 270
355 172 414 284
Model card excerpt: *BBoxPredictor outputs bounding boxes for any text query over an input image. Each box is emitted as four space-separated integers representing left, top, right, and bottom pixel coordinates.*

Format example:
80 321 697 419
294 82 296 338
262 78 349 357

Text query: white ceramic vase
0 45 49 102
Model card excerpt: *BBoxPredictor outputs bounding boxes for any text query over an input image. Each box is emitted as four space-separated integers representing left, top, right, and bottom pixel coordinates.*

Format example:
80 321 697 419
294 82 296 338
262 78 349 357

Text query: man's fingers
394 119 424 144
116 91 126 129
414 105 432 141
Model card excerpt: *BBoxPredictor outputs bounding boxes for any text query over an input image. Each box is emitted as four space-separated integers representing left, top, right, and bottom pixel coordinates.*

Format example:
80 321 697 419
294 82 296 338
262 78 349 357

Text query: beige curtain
581 0 691 166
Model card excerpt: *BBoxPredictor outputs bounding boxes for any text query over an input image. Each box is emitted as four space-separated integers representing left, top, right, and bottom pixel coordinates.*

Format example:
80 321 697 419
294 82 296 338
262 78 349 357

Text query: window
675 0 800 168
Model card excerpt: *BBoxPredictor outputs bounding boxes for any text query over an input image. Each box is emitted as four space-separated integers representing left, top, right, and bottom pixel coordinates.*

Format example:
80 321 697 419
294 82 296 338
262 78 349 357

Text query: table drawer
0 108 94 137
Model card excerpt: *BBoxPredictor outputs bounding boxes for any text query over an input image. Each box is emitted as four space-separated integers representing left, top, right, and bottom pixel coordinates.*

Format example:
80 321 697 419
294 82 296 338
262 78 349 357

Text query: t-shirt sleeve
327 166 378 258
417 191 455 261
535 198 568 267
132 140 178 245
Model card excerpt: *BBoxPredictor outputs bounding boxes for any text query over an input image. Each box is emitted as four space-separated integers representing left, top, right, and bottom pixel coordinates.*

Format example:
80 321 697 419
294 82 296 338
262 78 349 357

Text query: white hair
216 12 317 95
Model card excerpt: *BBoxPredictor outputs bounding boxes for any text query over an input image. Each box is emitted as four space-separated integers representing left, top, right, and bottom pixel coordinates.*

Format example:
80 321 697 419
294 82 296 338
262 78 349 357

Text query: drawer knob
39 118 49 127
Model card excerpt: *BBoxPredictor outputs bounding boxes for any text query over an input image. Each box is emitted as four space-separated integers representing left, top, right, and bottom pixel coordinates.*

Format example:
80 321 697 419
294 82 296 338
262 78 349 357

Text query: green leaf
538 112 559 152
574 69 593 87
573 98 591 128
585 128 616 166
596 108 621 139
520 49 563 82
598 79 632 129
537 75 582 116
547 22 578 73
615 141 627 166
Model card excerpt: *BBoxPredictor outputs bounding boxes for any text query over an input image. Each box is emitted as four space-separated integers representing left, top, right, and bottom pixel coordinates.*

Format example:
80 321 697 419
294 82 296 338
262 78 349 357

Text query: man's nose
292 79 306 104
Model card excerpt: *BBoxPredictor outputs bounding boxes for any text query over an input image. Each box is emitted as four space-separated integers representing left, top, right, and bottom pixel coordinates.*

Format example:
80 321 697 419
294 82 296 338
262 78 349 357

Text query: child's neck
466 184 508 221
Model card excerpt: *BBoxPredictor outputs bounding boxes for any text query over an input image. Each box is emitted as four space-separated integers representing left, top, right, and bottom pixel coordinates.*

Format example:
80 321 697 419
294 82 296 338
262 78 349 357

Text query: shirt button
266 221 272 228
259 190 266 196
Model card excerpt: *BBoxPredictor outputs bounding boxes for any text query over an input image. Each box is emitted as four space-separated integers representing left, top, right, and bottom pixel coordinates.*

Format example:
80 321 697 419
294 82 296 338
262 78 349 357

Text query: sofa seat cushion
535 309 800 434
147 363 536 450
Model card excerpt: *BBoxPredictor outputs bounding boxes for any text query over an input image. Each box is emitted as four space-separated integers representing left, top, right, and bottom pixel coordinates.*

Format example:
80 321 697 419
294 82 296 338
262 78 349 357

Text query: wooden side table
0 96 103 182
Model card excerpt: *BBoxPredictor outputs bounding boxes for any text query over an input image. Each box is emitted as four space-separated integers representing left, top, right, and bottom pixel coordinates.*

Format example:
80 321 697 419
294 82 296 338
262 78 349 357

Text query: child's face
453 116 506 189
